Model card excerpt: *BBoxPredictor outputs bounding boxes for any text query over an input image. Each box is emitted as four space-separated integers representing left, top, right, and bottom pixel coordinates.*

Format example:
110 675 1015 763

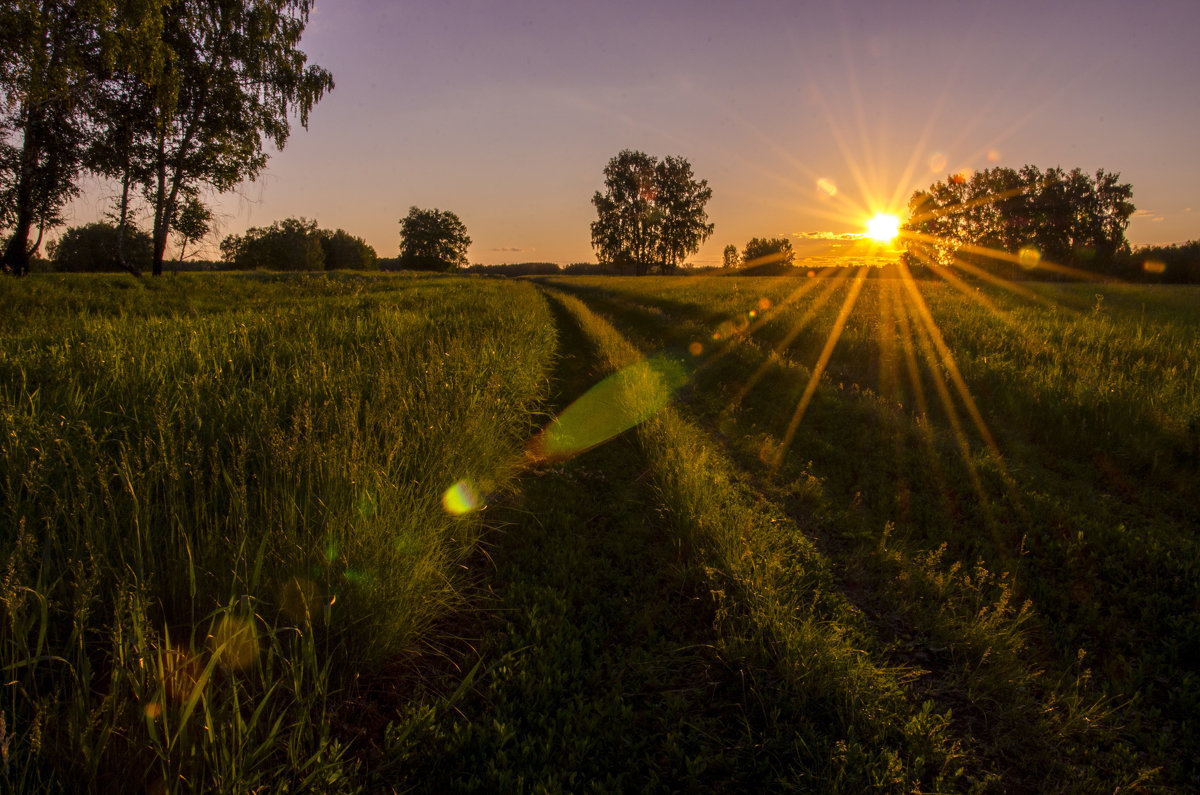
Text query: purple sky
68 0 1200 265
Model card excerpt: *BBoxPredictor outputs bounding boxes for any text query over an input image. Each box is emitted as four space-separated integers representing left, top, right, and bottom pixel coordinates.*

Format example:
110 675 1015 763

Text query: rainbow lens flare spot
211 615 259 670
443 479 482 515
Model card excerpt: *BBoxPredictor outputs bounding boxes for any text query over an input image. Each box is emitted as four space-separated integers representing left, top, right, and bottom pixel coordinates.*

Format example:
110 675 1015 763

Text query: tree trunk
1 213 35 277
149 113 199 277
151 134 169 276
115 167 142 277
0 104 42 277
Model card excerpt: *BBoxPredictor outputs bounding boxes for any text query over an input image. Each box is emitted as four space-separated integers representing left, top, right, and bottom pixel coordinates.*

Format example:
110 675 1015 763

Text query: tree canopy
320 228 378 270
722 244 740 269
0 0 333 276
48 221 153 272
220 218 377 271
398 207 471 271
135 0 333 275
742 237 795 269
902 166 1135 277
172 196 212 263
591 150 714 275
0 0 125 274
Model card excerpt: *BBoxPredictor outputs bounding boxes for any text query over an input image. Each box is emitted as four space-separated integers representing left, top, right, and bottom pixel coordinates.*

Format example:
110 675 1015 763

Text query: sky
66 0 1200 266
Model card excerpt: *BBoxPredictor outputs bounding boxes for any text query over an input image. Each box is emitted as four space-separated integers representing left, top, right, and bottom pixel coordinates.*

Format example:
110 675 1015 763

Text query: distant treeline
40 221 1200 284
895 165 1200 283
221 218 378 271
892 242 1200 284
461 262 614 276
1115 241 1200 283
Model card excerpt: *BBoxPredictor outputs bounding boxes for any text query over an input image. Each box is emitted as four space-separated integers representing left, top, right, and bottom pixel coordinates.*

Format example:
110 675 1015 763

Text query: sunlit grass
2 268 1194 789
536 286 973 790
0 272 557 791
544 273 1198 787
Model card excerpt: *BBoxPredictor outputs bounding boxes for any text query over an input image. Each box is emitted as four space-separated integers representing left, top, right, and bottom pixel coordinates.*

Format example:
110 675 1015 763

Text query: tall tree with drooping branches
0 0 115 274
102 0 333 275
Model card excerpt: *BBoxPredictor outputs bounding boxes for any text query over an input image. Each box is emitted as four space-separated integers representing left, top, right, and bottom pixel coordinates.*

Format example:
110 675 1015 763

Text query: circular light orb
1018 246 1042 270
865 213 901 244
442 479 482 515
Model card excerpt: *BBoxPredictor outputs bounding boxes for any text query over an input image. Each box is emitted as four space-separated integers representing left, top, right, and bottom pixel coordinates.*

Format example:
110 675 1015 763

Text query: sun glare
866 213 901 244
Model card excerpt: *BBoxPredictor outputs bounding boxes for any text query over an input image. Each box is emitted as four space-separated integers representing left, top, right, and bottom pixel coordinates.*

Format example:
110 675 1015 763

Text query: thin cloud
792 231 862 241
489 246 534 253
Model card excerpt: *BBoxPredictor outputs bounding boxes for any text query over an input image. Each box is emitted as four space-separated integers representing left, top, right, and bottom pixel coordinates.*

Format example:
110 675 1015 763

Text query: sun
865 213 901 244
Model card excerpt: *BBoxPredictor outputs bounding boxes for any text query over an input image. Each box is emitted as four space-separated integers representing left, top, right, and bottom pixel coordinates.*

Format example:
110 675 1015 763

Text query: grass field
1 269 1196 792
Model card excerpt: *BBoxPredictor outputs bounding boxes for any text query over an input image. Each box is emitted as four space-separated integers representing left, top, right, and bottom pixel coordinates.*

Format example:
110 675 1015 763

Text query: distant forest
31 222 1200 284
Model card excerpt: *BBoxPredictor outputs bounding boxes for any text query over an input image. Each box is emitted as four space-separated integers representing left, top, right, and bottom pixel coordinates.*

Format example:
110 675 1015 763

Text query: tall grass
0 272 556 791
546 274 1192 787
540 286 976 791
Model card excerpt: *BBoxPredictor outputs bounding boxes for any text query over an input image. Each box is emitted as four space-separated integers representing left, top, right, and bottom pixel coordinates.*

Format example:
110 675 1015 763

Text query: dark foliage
321 228 378 270
221 217 324 270
48 222 153 272
220 218 377 271
1118 240 1200 284
467 262 561 276
398 207 471 271
591 150 713 275
741 237 794 269
902 165 1135 280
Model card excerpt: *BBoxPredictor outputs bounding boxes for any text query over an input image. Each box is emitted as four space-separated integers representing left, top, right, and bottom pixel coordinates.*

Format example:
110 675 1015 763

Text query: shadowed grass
547 274 1188 789
537 286 978 791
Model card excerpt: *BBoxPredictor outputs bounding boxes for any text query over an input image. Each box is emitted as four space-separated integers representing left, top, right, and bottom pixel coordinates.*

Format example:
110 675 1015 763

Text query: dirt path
380 293 788 791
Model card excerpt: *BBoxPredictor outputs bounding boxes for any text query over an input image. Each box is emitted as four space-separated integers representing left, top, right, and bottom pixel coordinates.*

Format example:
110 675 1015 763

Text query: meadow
0 269 1196 792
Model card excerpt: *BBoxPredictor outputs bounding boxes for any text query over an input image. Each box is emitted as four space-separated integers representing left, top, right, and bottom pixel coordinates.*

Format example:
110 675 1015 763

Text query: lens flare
1018 246 1042 269
161 648 201 702
526 354 690 464
442 479 482 515
817 177 838 198
280 576 321 625
211 615 259 670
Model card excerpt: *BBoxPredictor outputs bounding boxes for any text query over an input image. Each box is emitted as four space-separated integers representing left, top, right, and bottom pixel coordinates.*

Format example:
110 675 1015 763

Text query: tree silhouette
0 0 118 275
591 150 713 275
742 237 794 269
221 217 324 270
722 244 740 269
903 166 1134 276
48 221 154 272
94 0 333 276
398 207 471 271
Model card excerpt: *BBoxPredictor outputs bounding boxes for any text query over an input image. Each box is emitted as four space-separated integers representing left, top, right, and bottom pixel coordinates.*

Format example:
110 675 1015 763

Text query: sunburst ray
771 267 869 470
